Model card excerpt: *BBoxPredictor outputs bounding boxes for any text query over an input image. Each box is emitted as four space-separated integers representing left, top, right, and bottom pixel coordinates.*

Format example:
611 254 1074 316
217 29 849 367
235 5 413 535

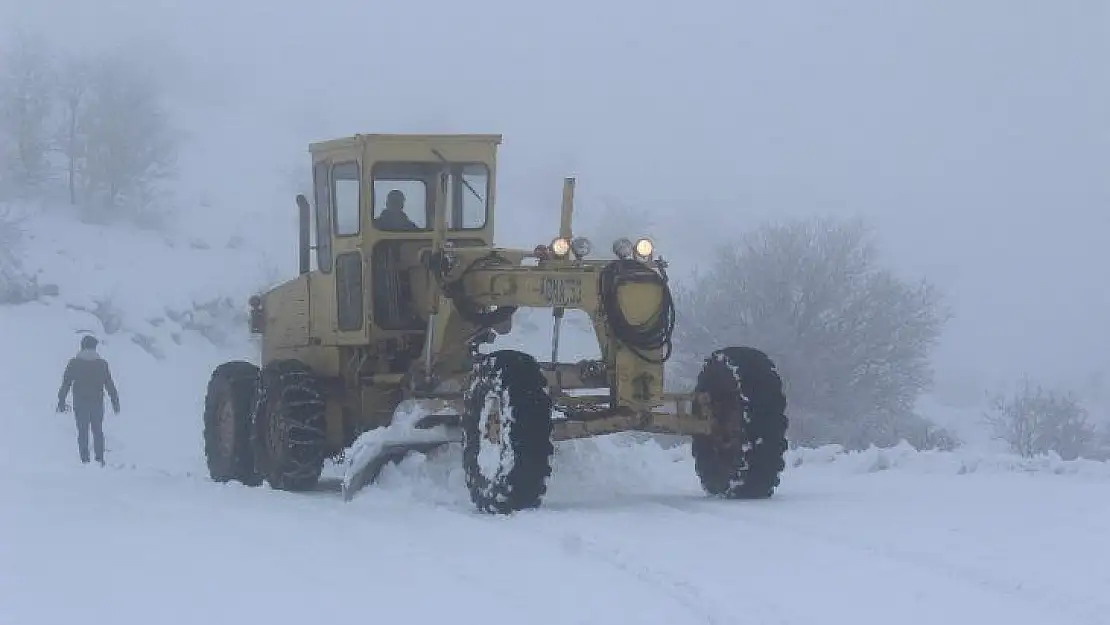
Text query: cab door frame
309 145 369 347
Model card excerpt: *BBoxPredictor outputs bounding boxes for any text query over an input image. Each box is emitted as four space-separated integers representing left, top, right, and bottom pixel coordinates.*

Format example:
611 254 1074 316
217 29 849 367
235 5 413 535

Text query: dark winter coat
375 207 419 230
58 348 120 415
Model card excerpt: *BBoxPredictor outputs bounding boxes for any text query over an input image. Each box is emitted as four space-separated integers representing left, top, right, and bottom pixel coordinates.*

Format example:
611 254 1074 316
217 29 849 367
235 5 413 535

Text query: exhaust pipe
296 194 312 275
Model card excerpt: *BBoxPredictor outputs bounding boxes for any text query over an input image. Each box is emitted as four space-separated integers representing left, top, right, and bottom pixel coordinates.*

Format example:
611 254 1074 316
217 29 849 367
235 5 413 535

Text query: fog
4 0 1107 396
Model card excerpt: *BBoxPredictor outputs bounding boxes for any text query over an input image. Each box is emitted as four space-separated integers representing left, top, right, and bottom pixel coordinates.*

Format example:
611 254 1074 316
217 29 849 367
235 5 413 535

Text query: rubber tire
462 349 554 514
691 346 789 499
252 359 328 491
203 361 263 486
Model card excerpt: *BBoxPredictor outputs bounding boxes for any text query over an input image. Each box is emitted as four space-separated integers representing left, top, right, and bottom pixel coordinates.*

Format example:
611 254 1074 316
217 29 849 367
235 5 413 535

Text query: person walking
56 335 120 466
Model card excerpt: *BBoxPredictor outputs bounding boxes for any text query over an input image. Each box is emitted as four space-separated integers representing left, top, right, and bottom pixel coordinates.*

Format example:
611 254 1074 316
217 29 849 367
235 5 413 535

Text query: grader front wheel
691 346 789 499
462 349 554 514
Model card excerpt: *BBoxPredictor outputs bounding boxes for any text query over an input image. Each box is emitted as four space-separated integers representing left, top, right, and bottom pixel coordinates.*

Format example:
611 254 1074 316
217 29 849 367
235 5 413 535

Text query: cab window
313 161 333 273
332 161 360 236
370 161 489 232
449 163 489 230
372 178 427 230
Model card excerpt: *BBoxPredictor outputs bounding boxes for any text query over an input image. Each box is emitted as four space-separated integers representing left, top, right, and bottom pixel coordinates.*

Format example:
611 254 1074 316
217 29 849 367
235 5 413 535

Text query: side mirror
296 194 312 275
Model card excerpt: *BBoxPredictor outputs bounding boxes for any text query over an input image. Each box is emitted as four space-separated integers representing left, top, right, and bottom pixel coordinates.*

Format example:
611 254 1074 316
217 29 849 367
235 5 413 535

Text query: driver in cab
375 189 419 230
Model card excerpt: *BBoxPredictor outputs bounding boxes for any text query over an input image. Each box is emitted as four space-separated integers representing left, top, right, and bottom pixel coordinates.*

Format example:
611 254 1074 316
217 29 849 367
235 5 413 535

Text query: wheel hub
484 396 503 444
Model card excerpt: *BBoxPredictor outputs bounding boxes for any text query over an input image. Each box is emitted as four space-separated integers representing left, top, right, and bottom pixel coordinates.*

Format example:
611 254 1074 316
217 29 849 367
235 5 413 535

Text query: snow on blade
340 400 462 501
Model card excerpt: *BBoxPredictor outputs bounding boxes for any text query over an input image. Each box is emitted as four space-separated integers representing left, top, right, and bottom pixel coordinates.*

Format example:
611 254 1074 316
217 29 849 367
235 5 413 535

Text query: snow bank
12 208 279 360
354 429 1110 514
357 432 696 510
788 441 1110 479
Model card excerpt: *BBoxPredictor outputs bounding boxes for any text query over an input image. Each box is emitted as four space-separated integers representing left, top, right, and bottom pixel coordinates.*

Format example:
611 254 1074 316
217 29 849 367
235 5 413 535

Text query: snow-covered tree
984 377 1097 460
0 205 29 303
0 32 55 195
671 215 951 449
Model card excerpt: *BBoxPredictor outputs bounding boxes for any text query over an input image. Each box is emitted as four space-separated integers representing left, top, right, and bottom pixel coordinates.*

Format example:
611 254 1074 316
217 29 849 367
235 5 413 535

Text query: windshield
371 161 489 232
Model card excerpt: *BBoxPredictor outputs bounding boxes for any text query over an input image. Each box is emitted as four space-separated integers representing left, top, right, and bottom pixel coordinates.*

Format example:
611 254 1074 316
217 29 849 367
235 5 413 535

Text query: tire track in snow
364 447 808 623
63 461 689 623
379 491 745 625
388 484 799 625
548 529 794 625
641 496 1106 625
534 505 817 624
314 471 737 625
78 448 1108 625
670 495 1110 622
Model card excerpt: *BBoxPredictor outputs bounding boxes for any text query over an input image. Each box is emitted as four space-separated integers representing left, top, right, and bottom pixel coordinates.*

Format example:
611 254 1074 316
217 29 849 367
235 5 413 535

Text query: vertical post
559 177 575 240
550 177 575 392
433 168 450 248
423 170 451 384
550 313 563 365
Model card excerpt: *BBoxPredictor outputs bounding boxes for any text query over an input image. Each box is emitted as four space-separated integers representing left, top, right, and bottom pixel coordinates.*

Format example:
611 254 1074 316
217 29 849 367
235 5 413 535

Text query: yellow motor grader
202 132 788 514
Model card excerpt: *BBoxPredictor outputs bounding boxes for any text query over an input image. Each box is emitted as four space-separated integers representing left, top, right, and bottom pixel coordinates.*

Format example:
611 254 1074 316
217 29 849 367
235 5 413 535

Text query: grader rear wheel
691 346 789 499
462 349 554 514
252 359 328 491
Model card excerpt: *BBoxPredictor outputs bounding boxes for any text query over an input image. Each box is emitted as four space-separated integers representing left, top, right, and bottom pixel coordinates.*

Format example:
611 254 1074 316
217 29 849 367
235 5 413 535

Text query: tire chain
252 362 328 488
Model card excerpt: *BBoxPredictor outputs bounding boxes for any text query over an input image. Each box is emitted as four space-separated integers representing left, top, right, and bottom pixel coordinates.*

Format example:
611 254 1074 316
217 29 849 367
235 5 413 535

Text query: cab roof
308 133 503 155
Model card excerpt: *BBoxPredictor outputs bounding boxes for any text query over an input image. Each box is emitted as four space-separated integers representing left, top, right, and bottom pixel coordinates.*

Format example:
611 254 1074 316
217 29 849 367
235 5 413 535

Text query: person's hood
75 348 102 361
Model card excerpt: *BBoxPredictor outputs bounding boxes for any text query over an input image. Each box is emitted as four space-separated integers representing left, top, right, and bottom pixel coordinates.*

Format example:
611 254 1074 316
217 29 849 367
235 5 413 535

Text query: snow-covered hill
2 207 1110 625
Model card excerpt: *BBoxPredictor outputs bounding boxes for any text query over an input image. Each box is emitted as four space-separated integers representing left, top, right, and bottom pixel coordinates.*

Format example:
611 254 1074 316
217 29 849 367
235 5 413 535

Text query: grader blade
340 413 463 502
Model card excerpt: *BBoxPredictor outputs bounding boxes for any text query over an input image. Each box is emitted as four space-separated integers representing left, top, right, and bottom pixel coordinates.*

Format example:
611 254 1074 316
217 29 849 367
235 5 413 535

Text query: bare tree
983 377 1096 460
0 32 55 195
671 216 951 449
54 54 91 206
0 34 180 224
1093 424 1110 461
62 49 178 223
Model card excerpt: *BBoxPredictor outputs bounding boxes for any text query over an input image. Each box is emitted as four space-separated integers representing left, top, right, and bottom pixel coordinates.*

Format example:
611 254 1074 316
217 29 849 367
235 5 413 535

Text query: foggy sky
3 0 1108 395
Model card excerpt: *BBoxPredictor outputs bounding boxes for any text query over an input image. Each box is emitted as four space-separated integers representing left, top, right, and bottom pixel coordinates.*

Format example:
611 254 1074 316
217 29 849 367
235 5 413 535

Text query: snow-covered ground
3 208 1110 625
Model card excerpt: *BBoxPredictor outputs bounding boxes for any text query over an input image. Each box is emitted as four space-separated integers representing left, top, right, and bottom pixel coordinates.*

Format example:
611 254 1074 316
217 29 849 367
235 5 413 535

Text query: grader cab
202 132 789 514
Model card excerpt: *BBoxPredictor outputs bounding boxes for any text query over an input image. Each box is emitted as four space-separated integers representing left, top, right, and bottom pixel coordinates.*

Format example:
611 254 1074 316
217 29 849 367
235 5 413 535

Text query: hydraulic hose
599 259 675 363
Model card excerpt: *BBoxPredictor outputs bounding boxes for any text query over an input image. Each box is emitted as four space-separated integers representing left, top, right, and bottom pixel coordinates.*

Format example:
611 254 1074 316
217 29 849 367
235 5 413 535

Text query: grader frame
202 132 789 514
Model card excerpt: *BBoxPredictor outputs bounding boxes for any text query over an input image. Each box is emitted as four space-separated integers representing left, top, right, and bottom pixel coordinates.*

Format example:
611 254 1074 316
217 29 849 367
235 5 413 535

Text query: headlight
612 237 633 259
570 236 591 258
550 237 571 258
634 237 654 259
